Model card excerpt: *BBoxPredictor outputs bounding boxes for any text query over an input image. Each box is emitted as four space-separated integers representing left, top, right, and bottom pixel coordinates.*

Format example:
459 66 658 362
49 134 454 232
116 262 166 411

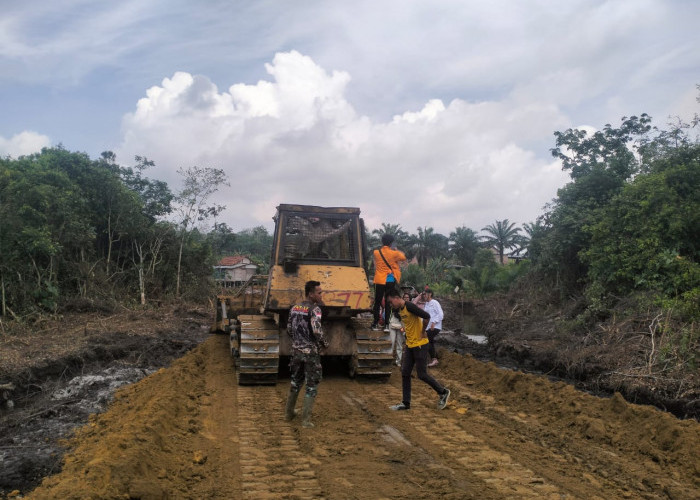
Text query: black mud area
0 311 210 496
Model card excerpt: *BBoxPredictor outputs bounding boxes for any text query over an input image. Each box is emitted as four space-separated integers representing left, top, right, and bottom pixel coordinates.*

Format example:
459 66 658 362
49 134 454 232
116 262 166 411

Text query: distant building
214 256 258 287
489 247 511 265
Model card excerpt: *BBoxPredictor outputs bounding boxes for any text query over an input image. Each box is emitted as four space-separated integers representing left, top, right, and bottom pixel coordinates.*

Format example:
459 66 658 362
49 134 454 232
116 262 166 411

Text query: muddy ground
0 304 210 496
1 301 699 498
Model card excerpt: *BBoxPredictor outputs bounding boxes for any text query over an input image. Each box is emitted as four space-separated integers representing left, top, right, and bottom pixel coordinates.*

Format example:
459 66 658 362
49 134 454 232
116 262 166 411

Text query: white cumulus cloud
117 51 571 235
0 130 51 157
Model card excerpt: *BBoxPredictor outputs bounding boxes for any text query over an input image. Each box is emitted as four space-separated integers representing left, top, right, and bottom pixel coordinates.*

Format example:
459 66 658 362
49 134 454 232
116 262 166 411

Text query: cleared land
17 332 700 500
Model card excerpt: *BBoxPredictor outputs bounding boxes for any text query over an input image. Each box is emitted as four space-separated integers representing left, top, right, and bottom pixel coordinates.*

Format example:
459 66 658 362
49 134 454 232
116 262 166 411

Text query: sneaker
437 389 450 410
370 324 381 331
427 358 438 367
383 327 391 333
390 402 410 411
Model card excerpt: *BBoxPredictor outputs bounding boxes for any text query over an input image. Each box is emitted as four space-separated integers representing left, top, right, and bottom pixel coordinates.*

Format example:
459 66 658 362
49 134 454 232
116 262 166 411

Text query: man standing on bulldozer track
285 280 328 428
371 234 407 331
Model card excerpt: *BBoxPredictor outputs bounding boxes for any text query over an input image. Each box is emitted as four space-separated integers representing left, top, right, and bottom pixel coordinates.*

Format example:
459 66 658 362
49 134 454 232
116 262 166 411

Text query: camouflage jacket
287 300 328 354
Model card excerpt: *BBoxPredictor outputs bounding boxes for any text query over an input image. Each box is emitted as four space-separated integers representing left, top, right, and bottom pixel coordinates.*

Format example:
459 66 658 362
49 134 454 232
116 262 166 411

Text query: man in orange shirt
371 234 407 331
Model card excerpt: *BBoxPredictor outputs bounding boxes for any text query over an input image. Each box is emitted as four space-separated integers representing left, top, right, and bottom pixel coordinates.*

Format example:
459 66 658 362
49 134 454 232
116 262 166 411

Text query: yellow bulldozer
211 204 394 384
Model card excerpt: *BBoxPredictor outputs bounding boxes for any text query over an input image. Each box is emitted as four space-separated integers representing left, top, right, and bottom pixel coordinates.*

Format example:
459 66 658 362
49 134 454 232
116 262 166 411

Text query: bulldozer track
237 315 280 385
357 382 564 498
350 317 395 377
236 386 324 499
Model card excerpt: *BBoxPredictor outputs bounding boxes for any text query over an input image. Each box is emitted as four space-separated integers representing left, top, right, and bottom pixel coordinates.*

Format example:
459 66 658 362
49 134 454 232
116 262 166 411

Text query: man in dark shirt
385 288 450 411
285 280 328 428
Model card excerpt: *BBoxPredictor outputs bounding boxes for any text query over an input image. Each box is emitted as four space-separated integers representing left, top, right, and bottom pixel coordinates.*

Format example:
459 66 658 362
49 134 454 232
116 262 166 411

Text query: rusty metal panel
277 204 360 215
240 329 279 341
239 341 280 355
356 340 393 354
266 265 371 311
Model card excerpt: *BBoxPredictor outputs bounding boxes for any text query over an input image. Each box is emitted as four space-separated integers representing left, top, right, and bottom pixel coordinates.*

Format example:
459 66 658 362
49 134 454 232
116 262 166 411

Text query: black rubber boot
285 387 300 421
301 393 316 428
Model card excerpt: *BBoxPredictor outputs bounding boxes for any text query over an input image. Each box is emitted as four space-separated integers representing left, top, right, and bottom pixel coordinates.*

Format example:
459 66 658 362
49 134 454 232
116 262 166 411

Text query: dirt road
26 335 700 499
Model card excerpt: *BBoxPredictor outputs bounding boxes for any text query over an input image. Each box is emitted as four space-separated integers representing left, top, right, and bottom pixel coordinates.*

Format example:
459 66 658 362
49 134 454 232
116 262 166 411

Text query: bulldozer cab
273 205 364 270
264 205 371 314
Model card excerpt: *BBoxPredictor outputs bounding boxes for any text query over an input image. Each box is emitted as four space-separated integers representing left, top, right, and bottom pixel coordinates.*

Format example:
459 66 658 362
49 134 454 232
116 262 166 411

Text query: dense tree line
531 112 699 319
0 147 234 317
366 100 699 324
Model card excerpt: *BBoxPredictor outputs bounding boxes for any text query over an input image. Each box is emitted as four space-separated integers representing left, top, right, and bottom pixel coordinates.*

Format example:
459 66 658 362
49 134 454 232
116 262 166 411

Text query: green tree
449 226 480 266
173 166 229 298
551 114 651 180
425 256 449 285
208 222 238 258
371 223 412 256
481 219 521 265
400 263 425 289
234 226 274 268
411 226 448 268
535 115 656 290
583 145 700 299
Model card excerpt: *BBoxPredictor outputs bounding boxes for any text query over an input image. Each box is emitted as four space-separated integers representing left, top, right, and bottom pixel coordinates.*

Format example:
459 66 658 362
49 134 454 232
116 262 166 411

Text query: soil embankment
442 294 699 421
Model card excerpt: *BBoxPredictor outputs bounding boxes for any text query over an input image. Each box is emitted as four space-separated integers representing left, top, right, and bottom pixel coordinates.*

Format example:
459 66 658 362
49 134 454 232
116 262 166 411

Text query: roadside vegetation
1 89 698 416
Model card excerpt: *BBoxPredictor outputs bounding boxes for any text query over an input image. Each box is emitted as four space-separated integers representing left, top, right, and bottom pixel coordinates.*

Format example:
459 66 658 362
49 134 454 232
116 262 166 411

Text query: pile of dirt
0 304 210 496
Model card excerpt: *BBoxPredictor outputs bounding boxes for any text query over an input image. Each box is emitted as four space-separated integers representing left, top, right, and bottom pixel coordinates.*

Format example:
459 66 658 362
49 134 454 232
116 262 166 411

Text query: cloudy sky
1 0 698 235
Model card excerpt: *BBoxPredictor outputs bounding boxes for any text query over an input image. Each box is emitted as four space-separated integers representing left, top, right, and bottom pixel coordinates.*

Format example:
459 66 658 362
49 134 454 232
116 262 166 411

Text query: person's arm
424 301 434 329
405 301 430 339
404 300 430 319
311 305 329 348
435 301 444 324
287 307 294 336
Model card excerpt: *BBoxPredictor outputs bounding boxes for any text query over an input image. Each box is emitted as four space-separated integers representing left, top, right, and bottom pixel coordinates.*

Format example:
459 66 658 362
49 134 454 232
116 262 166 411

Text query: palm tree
511 220 545 258
425 256 449 285
371 223 411 252
411 226 449 268
449 226 480 266
481 219 522 265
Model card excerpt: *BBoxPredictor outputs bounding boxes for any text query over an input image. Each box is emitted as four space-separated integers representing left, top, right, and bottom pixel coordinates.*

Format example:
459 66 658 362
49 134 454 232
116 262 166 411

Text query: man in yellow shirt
371 234 406 331
385 288 451 411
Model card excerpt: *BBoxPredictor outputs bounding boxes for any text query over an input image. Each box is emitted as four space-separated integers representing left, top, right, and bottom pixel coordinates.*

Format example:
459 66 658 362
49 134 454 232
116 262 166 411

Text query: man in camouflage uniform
285 280 328 428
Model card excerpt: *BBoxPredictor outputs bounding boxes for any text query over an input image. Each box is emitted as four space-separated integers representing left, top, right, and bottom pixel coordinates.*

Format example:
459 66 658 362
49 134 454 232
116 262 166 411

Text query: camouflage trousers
289 350 322 396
